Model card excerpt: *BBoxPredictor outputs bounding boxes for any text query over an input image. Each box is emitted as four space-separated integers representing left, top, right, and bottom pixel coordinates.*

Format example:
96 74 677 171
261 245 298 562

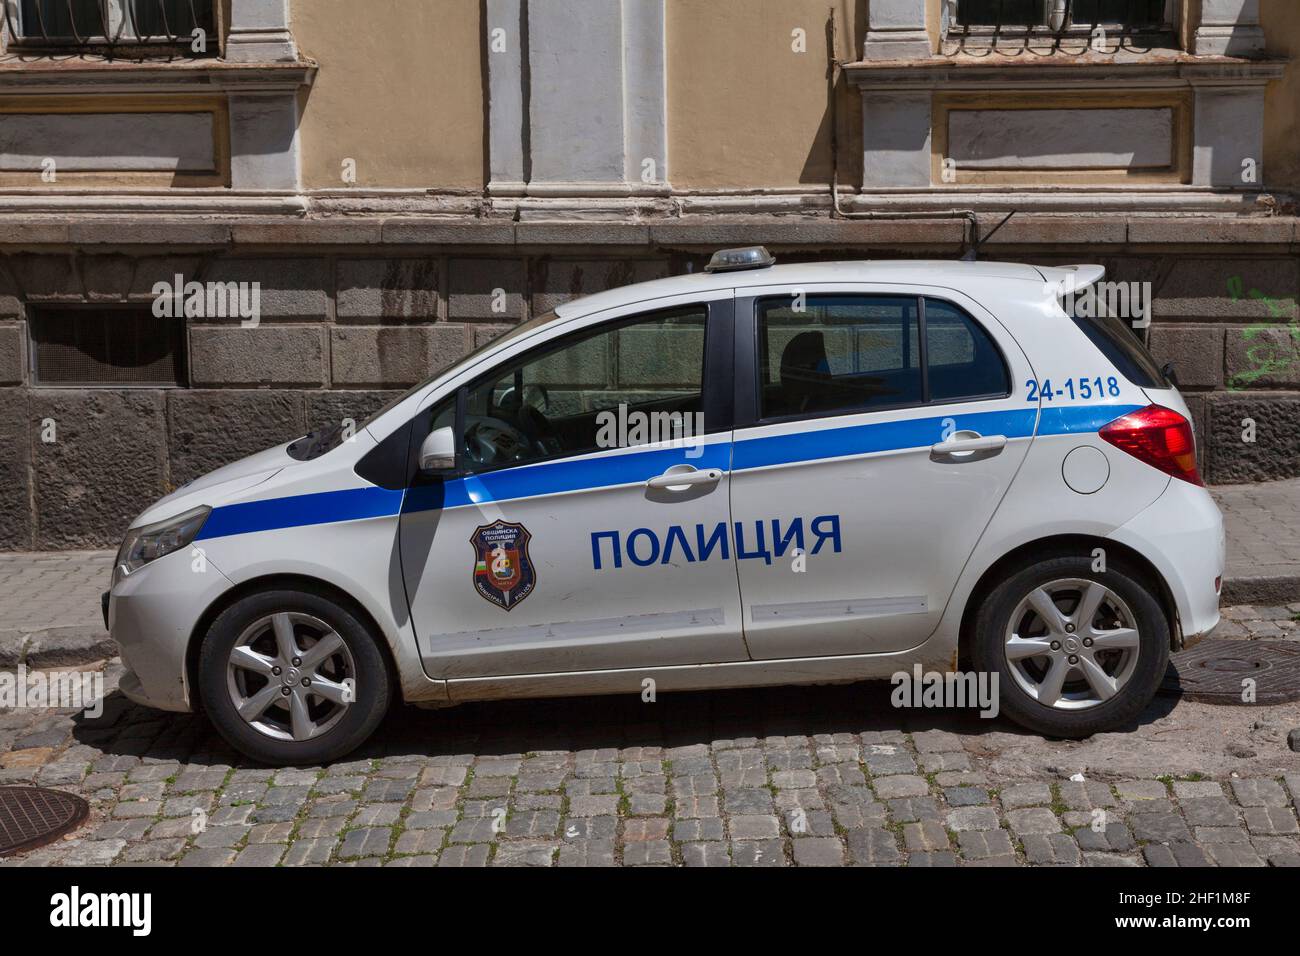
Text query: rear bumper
1107 479 1225 643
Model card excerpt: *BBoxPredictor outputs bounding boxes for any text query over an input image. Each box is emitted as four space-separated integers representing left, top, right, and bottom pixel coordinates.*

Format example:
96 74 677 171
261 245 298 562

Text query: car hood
131 442 294 529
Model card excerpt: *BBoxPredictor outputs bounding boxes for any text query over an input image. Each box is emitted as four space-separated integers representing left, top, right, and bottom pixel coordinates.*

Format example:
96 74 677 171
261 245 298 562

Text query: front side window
757 295 1009 421
459 306 708 472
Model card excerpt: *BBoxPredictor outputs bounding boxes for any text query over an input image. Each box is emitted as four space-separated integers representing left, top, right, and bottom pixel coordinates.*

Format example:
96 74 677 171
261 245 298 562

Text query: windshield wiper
287 422 346 461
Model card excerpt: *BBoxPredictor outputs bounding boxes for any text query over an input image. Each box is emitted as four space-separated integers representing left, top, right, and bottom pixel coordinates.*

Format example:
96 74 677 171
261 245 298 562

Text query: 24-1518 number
1025 376 1120 402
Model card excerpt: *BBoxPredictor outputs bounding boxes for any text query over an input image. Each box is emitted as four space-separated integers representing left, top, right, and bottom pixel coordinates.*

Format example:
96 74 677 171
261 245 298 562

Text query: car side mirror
419 426 457 473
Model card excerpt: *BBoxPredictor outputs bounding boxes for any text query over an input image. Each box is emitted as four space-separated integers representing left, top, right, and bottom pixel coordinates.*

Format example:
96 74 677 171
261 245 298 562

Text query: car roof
554 259 1058 318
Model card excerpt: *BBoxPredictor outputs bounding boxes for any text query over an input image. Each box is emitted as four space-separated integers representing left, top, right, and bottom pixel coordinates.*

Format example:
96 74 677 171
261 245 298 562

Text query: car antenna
960 210 1017 261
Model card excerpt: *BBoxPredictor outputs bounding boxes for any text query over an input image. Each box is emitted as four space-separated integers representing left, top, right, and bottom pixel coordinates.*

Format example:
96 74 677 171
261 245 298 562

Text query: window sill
941 37 1182 59
844 54 1288 90
3 40 219 57
0 55 316 93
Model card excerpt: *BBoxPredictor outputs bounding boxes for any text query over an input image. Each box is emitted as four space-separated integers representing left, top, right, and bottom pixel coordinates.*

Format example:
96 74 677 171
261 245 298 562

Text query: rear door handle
646 466 724 490
930 432 1007 459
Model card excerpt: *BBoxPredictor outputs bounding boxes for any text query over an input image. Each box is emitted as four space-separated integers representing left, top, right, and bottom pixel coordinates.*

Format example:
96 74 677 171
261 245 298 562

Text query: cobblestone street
2 604 1299 868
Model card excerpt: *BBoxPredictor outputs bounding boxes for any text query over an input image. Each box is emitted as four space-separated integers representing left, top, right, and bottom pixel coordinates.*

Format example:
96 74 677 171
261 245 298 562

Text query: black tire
971 554 1169 738
198 587 392 765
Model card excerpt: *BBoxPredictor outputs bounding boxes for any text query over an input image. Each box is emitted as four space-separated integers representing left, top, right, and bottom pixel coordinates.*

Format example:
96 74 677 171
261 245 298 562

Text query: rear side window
925 298 1011 402
758 296 922 419
1070 314 1168 389
755 295 1009 420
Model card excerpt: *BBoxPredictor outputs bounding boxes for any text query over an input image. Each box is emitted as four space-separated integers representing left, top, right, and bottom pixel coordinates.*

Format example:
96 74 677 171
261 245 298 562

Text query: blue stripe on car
194 404 1142 540
731 407 1039 471
442 441 733 509
195 486 405 541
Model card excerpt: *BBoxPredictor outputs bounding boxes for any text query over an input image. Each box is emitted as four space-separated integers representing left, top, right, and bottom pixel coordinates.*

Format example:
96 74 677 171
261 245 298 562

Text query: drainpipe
824 6 982 255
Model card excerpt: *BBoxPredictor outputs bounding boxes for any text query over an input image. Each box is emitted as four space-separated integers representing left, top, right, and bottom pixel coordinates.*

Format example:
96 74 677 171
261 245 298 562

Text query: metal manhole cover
1160 639 1300 705
0 786 90 857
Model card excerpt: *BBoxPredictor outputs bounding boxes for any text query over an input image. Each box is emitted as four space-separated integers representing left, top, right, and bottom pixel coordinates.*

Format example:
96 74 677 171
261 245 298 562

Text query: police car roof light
704 246 776 273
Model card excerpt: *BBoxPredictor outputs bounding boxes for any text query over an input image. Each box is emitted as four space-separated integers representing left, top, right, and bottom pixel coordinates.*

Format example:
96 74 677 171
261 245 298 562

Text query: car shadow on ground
71 678 1183 769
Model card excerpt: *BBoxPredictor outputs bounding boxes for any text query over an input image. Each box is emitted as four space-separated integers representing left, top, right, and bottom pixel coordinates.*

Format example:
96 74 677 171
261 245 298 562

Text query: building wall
1263 0 1300 193
667 0 863 190
292 0 484 190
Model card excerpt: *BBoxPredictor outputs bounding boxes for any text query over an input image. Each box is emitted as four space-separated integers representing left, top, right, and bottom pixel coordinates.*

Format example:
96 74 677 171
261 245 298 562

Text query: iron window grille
29 306 187 387
944 0 1179 54
2 0 217 56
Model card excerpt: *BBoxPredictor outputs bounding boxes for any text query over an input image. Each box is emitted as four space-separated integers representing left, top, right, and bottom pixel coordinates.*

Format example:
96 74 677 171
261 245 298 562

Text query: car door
399 293 747 680
728 284 1035 659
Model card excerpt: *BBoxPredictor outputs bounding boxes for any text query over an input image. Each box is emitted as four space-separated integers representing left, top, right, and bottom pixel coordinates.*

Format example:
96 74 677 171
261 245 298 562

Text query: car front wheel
972 555 1169 738
198 588 392 765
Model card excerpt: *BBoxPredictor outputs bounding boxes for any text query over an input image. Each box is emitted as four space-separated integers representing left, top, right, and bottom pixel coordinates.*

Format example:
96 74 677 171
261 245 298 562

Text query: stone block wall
0 247 1297 550
1136 255 1300 483
0 251 672 549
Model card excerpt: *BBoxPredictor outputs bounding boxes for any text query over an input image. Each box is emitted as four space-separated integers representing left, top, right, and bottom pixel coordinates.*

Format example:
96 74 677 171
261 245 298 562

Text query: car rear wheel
972 555 1169 738
198 588 391 765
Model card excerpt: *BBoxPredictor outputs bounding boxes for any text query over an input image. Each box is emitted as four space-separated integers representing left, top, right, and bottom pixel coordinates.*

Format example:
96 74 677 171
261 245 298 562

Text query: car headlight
114 506 211 585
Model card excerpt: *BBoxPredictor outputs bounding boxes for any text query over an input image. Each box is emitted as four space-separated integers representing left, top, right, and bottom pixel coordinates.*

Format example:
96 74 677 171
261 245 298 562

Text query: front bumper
107 550 234 713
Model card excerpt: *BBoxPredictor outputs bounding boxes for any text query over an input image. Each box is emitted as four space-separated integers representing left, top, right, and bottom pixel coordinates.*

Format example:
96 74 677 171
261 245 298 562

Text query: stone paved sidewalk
0 550 110 633
2 606 1299 868
1217 478 1300 604
0 550 115 667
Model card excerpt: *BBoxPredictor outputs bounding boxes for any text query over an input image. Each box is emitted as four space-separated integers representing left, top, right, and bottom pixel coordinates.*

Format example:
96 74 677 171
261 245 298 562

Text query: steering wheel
497 382 550 413
518 403 561 456
462 415 536 467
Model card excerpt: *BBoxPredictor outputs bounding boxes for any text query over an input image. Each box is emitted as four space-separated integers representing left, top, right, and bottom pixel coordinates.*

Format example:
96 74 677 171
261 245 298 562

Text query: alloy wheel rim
1003 578 1141 712
226 612 355 742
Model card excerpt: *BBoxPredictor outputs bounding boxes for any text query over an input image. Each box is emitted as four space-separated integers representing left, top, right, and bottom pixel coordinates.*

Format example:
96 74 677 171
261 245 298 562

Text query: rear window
1070 314 1168 389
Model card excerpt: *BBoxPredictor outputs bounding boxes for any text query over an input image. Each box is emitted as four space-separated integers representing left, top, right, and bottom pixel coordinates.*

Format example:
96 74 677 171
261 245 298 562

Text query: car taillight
1099 404 1202 486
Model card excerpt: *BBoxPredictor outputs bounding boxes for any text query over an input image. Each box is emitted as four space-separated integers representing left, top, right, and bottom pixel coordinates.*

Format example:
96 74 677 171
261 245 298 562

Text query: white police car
107 249 1224 764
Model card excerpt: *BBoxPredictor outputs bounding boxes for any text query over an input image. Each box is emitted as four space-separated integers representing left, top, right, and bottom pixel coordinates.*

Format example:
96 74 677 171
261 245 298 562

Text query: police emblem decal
470 520 536 611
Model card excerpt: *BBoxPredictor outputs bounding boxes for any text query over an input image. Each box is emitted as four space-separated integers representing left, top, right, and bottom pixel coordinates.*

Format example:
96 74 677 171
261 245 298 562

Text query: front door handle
930 431 1007 459
646 466 725 491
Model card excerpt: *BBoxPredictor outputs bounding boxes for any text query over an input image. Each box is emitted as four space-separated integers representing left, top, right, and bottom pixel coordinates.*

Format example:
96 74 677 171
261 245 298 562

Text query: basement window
30 306 187 386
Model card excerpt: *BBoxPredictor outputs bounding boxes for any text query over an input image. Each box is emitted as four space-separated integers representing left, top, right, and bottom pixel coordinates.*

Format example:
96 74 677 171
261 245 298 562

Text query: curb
1220 575 1300 608
0 626 118 670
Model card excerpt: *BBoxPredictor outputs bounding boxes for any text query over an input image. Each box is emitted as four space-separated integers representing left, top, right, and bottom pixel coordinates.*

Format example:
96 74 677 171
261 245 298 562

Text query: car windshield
286 310 563 461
